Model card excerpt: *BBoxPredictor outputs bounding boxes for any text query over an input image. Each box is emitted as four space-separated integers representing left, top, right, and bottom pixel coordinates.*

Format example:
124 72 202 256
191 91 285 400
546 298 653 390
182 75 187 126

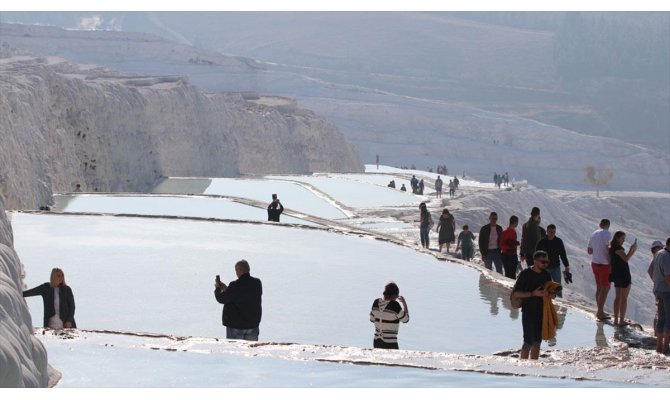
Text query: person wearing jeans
536 224 570 298
501 215 521 279
418 202 432 249
215 259 263 341
479 212 503 274
651 237 670 354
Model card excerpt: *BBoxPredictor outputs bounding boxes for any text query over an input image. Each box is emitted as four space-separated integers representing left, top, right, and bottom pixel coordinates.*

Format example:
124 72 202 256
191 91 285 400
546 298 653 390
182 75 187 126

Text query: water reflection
478 274 520 319
152 178 212 194
547 306 569 347
478 274 575 345
14 212 630 354
50 194 321 226
556 305 567 330
53 194 76 211
478 274 502 316
595 322 609 347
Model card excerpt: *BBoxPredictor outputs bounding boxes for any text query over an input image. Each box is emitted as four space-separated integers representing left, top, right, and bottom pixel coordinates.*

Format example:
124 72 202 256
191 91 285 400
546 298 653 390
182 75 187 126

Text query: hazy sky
7 0 668 11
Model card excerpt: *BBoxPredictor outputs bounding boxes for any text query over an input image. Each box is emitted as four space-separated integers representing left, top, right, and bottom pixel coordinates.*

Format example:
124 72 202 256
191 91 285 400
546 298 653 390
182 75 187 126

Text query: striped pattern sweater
369 298 409 344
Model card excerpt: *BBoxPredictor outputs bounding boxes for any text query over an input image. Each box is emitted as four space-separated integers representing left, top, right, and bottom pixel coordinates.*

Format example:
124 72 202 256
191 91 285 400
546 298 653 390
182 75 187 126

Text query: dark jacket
267 201 284 222
536 236 569 268
215 273 263 329
23 283 77 328
521 217 542 255
478 223 503 253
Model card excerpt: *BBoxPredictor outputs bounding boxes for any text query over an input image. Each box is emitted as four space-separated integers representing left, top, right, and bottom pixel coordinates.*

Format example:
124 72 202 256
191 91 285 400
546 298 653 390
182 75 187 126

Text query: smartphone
215 275 221 283
272 193 277 200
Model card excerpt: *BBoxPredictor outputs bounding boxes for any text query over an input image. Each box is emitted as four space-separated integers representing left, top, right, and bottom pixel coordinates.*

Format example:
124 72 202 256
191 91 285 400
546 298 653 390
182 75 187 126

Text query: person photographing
267 194 284 222
214 259 263 341
369 282 410 349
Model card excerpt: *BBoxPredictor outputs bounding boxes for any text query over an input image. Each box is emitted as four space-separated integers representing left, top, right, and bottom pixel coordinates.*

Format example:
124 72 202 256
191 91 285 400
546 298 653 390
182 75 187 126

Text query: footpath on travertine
20 182 669 387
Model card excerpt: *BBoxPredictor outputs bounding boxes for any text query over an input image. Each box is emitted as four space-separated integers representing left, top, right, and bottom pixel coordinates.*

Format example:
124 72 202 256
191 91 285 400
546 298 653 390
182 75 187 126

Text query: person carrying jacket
512 250 554 360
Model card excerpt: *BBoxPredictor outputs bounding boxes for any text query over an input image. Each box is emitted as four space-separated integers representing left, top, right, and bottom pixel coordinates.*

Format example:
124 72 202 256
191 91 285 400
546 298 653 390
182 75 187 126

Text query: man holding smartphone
267 193 284 222
214 259 263 341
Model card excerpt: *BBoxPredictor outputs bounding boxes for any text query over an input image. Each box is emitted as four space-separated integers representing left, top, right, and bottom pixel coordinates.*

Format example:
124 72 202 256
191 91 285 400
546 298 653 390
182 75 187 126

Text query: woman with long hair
609 231 637 326
23 267 77 329
436 208 456 253
418 202 432 249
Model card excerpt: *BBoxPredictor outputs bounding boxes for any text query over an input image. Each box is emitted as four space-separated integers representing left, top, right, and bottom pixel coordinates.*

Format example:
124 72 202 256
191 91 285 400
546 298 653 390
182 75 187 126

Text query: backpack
427 214 434 230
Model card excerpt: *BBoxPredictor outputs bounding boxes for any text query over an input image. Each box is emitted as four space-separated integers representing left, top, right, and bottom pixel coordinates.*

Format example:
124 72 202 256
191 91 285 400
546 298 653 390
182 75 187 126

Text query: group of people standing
415 203 652 359
434 176 459 199
419 205 474 259
588 220 670 354
387 179 408 192
473 207 570 296
19 186 668 360
410 175 425 195
587 219 641 326
493 172 509 189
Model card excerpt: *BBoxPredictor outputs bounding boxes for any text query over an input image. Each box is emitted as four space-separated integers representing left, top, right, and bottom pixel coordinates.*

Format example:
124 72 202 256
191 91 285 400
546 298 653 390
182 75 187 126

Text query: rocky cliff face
0 52 361 387
0 54 362 210
0 201 49 387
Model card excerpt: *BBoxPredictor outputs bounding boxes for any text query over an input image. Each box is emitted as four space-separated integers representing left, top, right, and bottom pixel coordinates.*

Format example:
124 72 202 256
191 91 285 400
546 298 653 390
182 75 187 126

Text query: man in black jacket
214 259 263 341
535 224 570 298
478 212 504 274
521 207 542 266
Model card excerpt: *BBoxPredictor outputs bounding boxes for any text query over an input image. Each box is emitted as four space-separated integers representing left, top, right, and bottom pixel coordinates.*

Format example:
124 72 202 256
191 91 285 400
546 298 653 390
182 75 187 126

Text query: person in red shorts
587 219 613 321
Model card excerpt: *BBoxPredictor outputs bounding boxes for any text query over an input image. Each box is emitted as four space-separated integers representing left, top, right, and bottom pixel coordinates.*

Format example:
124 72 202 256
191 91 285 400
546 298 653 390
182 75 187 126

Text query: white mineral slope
11 210 670 387
356 166 670 326
0 53 362 210
301 87 670 193
1 21 665 193
0 201 48 387
7 169 670 388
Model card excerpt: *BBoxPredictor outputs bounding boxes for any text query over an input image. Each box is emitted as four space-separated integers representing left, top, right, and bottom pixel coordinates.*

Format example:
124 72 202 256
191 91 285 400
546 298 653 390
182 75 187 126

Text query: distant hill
2 12 666 147
1 13 667 191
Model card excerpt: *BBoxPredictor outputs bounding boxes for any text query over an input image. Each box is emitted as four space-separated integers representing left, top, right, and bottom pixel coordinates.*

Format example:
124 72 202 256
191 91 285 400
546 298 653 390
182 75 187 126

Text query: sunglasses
539 260 549 265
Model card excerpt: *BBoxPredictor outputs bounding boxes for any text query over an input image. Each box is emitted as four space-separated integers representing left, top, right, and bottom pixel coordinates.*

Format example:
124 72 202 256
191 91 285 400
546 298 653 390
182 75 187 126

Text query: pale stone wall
0 56 362 210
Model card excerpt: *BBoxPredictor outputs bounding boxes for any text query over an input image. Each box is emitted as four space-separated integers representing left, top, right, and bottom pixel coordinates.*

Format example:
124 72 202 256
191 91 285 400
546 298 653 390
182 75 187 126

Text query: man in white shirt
587 219 613 320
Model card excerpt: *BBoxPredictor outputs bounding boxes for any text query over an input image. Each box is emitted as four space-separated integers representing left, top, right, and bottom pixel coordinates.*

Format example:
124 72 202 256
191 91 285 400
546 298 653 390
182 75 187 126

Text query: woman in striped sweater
369 282 410 349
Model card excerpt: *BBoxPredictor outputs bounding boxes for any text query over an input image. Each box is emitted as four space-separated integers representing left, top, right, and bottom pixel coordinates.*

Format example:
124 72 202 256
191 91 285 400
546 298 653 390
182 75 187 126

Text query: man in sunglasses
512 250 554 360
